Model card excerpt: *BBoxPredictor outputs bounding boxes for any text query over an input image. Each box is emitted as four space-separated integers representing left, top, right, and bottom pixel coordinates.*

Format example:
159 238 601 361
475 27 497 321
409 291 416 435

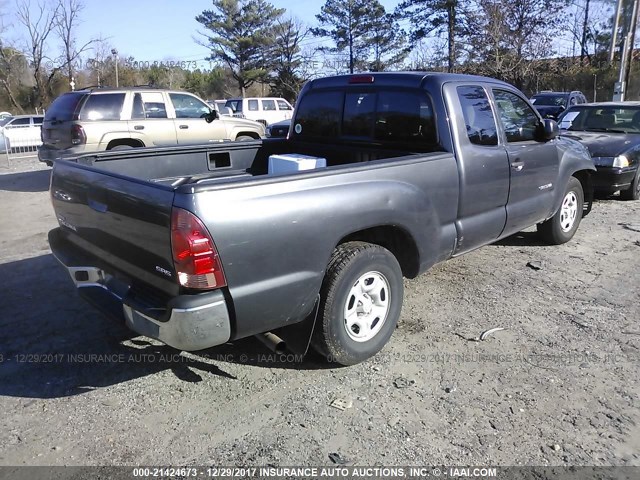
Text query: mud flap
271 295 319 356
582 172 593 217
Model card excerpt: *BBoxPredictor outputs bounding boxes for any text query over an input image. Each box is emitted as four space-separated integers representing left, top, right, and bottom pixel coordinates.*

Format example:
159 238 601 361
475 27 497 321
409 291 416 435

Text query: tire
109 145 134 151
312 242 403 366
537 176 584 244
620 170 640 201
235 135 254 141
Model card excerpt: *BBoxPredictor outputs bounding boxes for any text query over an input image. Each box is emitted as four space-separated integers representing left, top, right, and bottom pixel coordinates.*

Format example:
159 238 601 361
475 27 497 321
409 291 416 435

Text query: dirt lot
0 156 638 468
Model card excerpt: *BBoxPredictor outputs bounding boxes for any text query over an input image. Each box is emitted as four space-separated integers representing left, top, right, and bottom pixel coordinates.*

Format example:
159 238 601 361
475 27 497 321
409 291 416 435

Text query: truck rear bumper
49 228 231 351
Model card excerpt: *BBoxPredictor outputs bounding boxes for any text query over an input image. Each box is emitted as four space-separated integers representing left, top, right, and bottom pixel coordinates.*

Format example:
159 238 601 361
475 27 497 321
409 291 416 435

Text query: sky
1 0 403 71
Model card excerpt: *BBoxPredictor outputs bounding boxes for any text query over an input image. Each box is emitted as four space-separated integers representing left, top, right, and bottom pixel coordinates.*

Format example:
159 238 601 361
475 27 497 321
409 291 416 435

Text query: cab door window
169 93 210 118
493 90 539 142
262 99 276 111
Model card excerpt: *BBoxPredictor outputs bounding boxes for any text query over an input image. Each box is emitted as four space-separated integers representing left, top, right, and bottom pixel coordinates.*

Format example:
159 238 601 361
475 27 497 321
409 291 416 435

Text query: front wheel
235 135 255 141
537 177 584 244
620 170 640 201
312 242 404 366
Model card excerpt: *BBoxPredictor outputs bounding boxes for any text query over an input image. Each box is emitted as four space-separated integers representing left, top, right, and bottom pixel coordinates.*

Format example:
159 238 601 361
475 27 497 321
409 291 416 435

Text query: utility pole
111 48 119 88
622 0 639 98
611 0 639 101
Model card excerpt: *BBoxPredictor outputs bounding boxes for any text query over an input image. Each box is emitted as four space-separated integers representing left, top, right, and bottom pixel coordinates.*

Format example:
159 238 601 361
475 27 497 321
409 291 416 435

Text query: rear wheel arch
337 225 420 279
106 139 145 150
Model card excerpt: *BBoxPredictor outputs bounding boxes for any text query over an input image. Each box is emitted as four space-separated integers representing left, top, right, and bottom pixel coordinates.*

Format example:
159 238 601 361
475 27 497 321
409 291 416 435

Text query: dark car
530 91 587 119
265 118 290 138
558 102 640 200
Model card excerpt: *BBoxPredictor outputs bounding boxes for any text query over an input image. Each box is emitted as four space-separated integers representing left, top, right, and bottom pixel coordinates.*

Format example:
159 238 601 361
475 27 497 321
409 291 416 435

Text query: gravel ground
0 156 638 469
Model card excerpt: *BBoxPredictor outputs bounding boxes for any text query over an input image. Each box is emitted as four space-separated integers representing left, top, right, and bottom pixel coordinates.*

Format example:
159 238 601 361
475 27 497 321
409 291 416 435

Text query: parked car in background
0 131 9 154
558 102 640 200
38 87 265 165
265 118 291 138
207 99 231 116
0 111 12 120
530 91 587 119
224 97 294 126
0 114 44 153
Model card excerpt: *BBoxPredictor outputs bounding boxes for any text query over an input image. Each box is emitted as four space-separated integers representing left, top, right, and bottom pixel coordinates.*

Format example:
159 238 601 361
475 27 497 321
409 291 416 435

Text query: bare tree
0 2 27 112
269 16 310 101
465 0 568 89
16 0 60 108
56 0 96 88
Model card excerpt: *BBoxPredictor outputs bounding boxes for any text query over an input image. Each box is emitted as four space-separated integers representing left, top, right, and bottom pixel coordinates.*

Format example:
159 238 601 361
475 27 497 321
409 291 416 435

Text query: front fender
551 136 596 217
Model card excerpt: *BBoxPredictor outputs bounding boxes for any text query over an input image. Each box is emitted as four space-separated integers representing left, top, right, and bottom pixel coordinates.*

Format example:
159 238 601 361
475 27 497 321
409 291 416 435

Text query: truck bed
69 138 432 188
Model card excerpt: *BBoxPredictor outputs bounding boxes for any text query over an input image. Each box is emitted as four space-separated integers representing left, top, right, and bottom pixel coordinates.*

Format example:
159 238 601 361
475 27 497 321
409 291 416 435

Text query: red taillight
171 208 226 290
71 124 86 145
349 75 375 84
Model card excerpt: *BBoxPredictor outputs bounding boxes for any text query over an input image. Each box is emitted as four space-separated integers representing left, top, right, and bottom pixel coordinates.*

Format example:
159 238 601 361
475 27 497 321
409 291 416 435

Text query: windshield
0 117 13 127
531 95 567 107
558 106 640 133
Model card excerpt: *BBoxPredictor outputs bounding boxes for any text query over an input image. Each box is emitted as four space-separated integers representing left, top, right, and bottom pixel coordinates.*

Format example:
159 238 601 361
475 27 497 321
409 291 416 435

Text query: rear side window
293 91 343 138
131 92 168 119
375 90 436 145
79 93 125 121
7 118 30 127
343 93 376 137
33 116 44 125
457 86 498 146
45 92 86 121
293 89 438 148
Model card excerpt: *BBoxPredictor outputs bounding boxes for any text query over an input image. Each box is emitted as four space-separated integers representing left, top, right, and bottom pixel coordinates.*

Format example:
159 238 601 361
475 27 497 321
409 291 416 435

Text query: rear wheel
537 177 584 244
109 145 135 151
620 170 640 201
235 135 254 141
312 242 403 366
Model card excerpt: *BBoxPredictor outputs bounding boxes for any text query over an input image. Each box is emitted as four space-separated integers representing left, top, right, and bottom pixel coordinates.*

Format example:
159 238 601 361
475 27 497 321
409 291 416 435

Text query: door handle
179 125 189 129
133 125 144 130
511 161 524 172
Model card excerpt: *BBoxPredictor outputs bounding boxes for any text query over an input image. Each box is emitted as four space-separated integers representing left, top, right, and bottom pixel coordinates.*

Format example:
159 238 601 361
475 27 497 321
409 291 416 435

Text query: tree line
0 0 637 114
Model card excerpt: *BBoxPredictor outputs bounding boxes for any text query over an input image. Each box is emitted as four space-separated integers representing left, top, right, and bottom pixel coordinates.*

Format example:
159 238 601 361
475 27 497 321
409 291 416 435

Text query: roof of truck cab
304 72 516 90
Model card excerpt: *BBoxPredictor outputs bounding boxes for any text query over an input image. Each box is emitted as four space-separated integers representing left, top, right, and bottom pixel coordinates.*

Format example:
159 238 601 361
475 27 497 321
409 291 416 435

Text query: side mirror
204 110 219 123
538 118 559 141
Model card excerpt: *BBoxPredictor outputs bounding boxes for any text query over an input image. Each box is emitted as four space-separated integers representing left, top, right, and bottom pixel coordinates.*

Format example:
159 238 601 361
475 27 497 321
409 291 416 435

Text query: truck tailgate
50 160 180 297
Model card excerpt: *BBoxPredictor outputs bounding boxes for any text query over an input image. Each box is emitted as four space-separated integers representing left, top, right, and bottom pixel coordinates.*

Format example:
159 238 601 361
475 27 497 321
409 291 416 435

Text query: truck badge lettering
57 215 77 232
155 266 172 277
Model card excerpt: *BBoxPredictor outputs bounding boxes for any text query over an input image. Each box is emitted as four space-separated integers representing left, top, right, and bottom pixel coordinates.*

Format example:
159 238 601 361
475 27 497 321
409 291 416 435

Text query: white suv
0 115 44 153
224 97 294 126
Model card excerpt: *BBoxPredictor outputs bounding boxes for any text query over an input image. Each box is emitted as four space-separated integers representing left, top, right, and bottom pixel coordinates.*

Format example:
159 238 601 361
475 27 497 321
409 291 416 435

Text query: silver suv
38 87 265 165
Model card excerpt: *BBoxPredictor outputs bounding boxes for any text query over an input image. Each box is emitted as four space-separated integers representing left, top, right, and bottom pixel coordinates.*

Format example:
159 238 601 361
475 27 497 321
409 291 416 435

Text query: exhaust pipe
255 332 287 354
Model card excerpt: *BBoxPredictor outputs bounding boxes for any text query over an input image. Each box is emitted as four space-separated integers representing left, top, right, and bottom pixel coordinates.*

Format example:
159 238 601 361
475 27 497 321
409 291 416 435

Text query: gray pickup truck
48 72 595 366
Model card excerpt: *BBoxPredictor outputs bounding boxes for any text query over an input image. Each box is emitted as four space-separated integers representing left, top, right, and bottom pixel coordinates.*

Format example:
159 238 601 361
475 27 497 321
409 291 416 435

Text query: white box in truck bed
268 153 327 174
